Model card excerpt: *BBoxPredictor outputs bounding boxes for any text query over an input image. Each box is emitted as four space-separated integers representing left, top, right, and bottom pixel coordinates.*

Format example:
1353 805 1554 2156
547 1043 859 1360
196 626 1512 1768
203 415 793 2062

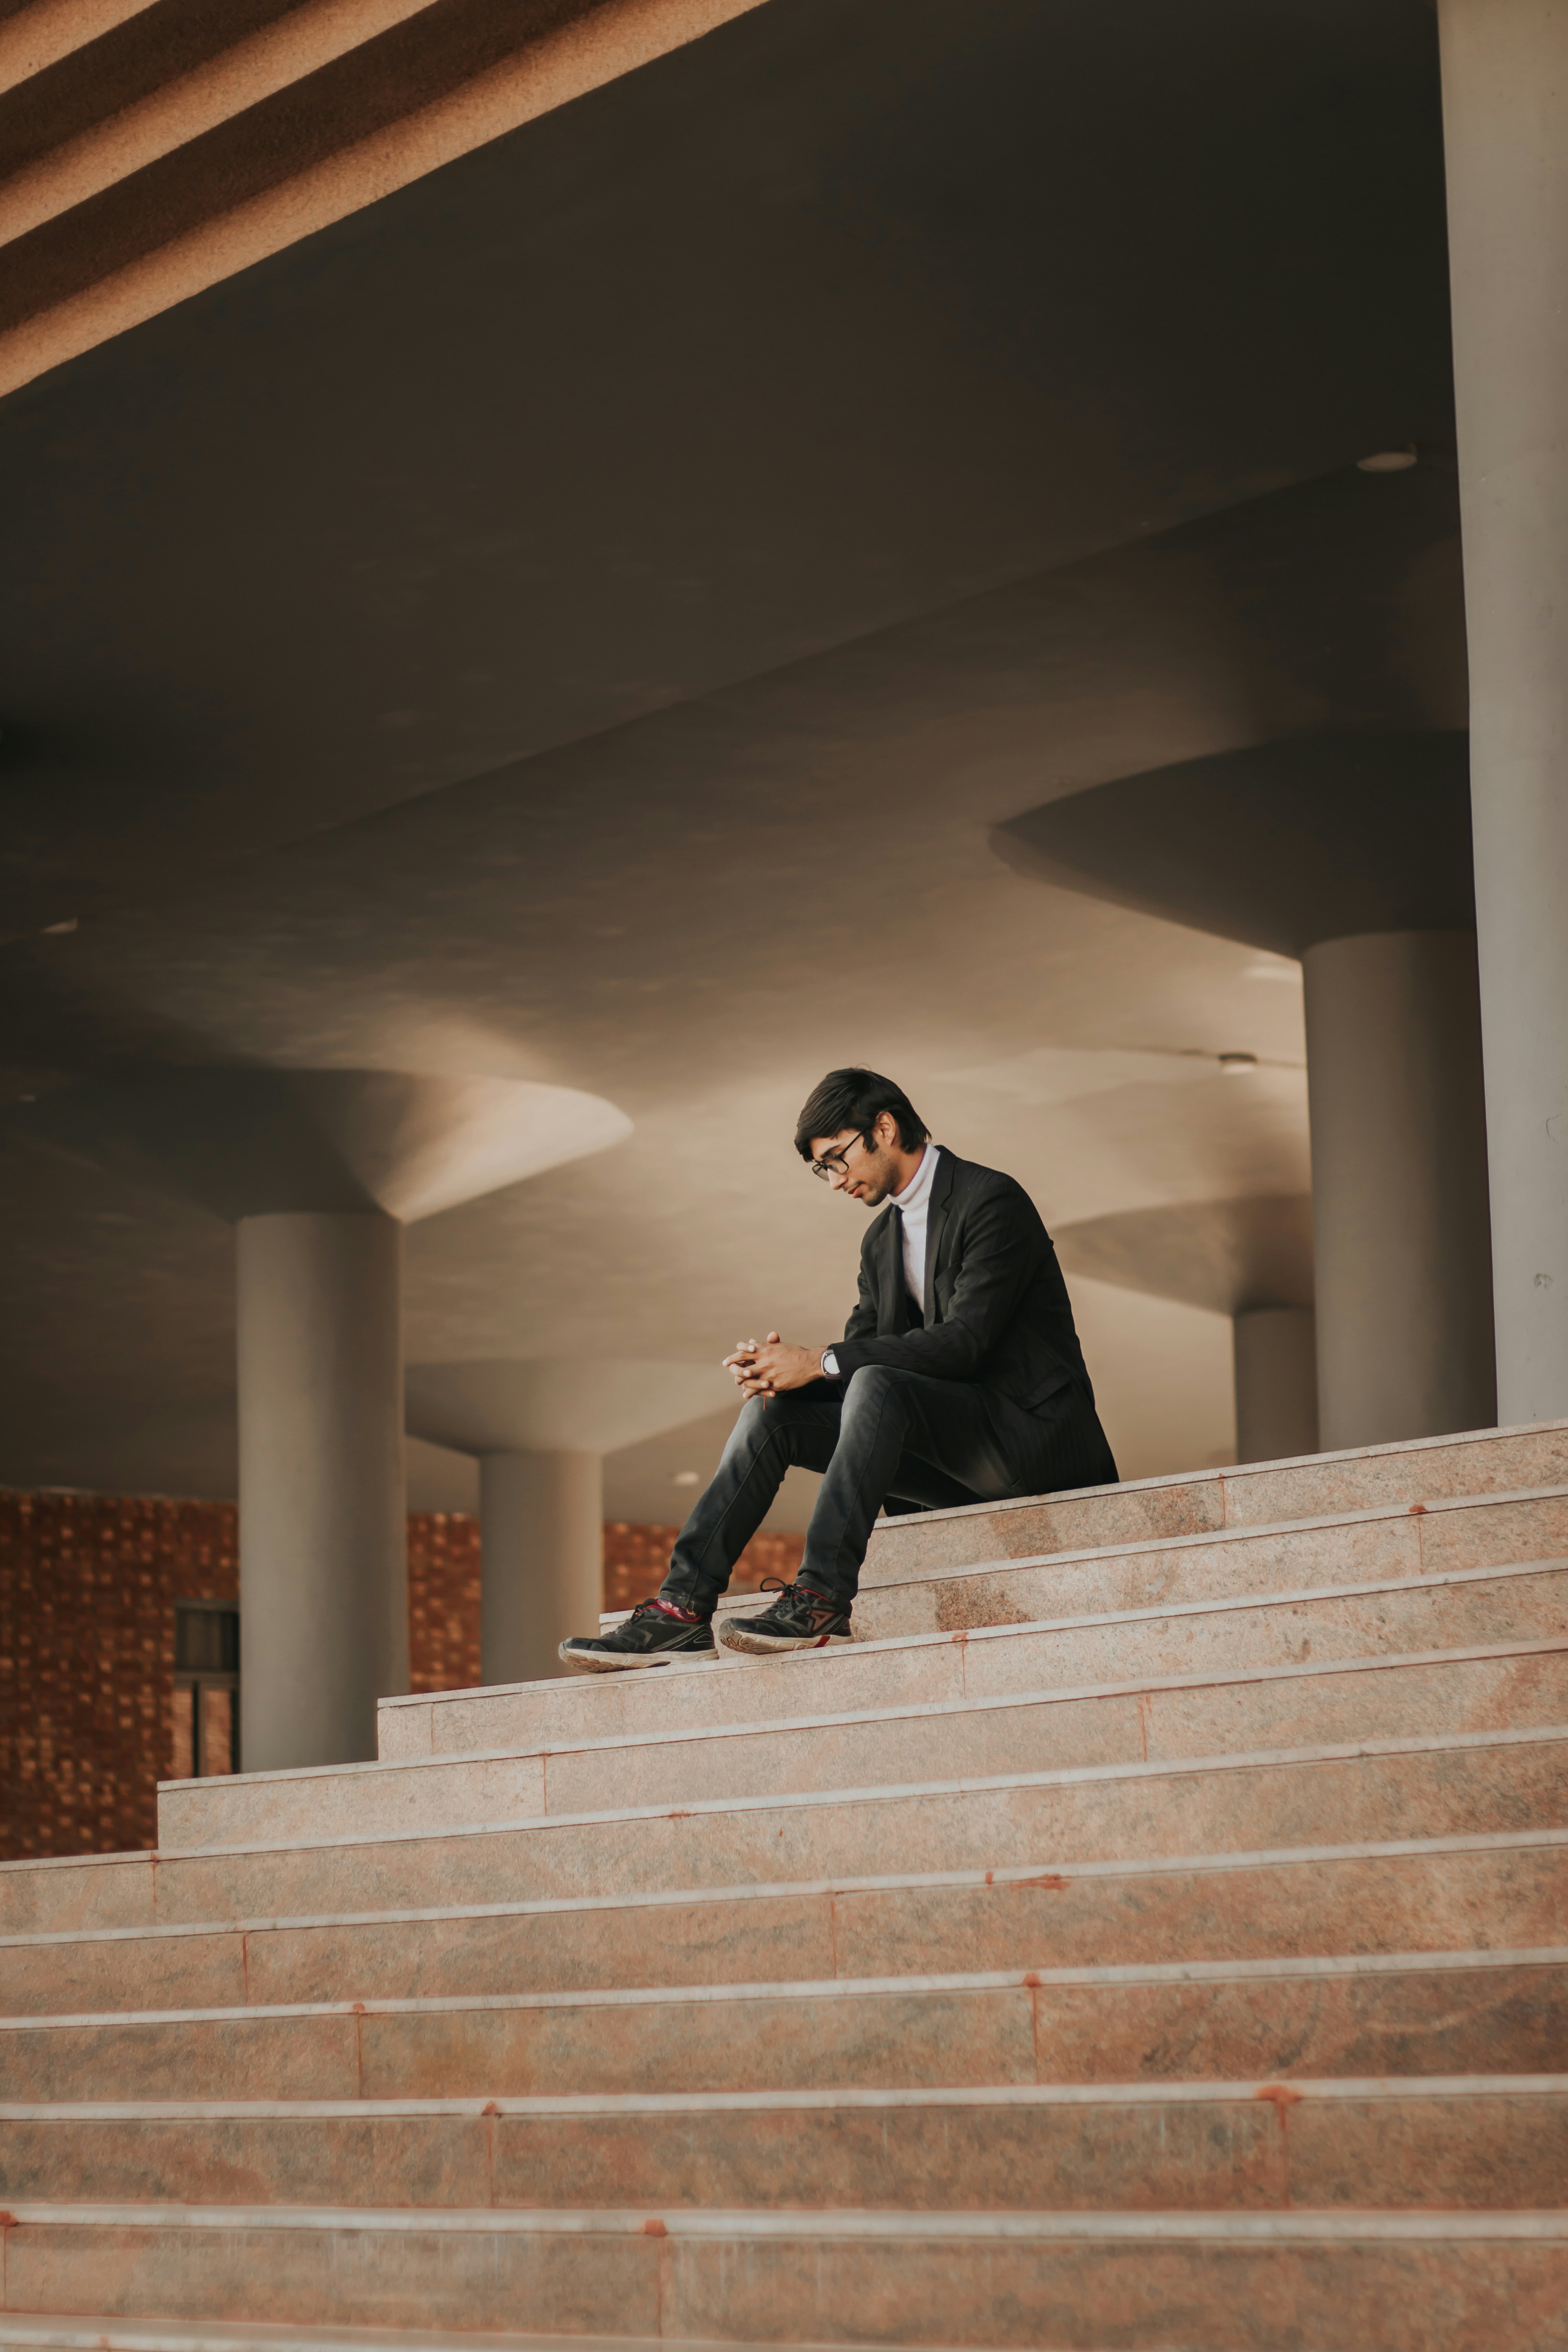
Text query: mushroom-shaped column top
991 730 1474 955
405 1357 738 1459
1052 1195 1315 1319
9 1067 632 1221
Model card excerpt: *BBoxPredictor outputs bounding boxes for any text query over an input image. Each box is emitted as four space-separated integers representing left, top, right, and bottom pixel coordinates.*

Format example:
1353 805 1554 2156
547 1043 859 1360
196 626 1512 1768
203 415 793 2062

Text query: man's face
810 1114 902 1207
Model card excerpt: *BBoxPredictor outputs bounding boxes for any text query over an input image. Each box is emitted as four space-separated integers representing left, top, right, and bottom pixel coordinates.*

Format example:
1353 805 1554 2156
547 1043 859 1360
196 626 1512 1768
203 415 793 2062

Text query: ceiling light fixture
671 1469 699 1487
1217 1052 1259 1074
1356 446 1418 474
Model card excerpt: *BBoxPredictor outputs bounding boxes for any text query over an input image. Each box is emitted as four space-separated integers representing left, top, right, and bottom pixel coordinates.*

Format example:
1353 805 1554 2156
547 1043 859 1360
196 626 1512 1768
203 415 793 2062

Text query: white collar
890 1143 938 1214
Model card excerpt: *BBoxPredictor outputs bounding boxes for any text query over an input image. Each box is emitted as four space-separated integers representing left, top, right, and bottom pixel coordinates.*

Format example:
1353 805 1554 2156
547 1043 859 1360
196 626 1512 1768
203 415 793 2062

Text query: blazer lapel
922 1149 957 1325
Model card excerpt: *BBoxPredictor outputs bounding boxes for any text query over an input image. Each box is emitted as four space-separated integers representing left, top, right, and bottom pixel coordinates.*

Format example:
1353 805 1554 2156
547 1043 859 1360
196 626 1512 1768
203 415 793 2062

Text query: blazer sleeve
840 1247 879 1345
831 1184 1033 1385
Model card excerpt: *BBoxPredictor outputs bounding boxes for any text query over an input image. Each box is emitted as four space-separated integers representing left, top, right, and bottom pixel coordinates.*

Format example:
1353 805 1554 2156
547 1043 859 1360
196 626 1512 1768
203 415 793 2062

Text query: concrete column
1302 932 1494 1450
479 1449 604 1686
1437 0 1568 1424
236 1212 407 1771
1232 1307 1318 1465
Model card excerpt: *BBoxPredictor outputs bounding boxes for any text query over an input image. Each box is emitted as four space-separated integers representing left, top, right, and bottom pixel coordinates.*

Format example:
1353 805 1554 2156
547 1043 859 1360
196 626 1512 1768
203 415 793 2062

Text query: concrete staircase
1 1423 1566 2348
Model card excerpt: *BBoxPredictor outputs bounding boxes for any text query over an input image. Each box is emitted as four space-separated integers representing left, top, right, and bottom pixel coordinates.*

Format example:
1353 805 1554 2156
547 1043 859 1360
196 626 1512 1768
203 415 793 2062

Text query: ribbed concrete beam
0 0 769 399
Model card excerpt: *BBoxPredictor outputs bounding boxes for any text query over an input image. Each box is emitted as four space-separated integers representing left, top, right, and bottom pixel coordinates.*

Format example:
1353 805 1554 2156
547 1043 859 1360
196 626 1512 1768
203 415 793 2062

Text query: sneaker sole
717 1625 855 1655
558 1643 716 1673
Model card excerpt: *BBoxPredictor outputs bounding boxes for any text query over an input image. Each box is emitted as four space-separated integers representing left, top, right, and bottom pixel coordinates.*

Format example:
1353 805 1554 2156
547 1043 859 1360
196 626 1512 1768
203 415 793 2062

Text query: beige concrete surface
844 1485 1568 1644
1440 0 1568 1430
1 2076 1565 2213
3 1830 1563 2018
8 1431 1568 2348
849 1420 1568 1583
392 1549 1568 1773
2 1947 1563 2104
162 1566 1568 1850
6 1722 1566 1937
1303 933 1494 1449
1 2202 1566 2343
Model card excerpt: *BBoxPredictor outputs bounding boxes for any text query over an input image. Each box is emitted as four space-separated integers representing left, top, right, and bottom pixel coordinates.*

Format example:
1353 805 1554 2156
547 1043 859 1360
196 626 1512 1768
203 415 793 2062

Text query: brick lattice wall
0 1494 238 1864
0 1496 806 1862
406 1512 482 1695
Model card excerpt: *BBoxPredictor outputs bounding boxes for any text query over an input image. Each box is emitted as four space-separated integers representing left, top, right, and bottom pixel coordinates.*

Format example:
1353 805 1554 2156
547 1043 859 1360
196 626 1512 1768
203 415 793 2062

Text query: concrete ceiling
0 0 1462 1512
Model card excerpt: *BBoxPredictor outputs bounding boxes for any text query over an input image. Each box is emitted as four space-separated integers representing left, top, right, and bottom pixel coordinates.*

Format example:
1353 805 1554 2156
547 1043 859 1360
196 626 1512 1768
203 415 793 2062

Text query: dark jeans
659 1365 1118 1616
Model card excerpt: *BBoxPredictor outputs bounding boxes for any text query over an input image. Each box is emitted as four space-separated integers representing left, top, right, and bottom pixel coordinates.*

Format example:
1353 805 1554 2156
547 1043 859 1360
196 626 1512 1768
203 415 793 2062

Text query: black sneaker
718 1581 853 1655
559 1599 715 1672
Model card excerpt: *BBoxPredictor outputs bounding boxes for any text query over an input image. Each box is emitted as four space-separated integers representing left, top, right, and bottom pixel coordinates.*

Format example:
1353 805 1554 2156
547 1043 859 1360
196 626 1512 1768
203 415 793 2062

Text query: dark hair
794 1068 930 1161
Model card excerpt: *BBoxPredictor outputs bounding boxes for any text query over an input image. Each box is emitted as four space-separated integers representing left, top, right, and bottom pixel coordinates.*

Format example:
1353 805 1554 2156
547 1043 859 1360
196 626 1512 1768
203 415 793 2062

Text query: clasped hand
723 1330 826 1399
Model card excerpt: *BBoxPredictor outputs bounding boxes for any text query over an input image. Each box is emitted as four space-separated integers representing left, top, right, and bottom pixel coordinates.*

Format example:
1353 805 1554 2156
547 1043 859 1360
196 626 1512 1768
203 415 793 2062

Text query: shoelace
759 1575 833 1617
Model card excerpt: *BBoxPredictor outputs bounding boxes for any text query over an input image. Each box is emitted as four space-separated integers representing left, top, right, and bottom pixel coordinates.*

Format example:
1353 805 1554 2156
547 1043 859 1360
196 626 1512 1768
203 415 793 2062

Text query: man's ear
874 1110 898 1149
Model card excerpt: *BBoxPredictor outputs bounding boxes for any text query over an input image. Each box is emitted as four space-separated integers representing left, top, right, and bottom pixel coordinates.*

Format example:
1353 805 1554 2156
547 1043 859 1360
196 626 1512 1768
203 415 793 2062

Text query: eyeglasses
809 1130 874 1182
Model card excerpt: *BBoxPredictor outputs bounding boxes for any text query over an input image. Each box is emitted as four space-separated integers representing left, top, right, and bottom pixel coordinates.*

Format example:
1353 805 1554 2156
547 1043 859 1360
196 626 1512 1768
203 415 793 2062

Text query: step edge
0 1846 152 1880
5 1825 1565 1949
10 1942 1565 2035
0 2322 692 2352
2 2200 1566 2241
6 2073 1568 2124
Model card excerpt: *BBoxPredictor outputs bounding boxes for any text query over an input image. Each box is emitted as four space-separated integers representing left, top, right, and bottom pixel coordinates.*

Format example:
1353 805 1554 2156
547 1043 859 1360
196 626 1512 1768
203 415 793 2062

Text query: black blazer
832 1149 1093 1415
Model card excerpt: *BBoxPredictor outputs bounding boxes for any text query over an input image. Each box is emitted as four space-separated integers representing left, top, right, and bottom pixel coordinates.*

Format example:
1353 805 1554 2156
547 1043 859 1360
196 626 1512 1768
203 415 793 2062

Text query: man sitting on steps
561 1066 1118 1671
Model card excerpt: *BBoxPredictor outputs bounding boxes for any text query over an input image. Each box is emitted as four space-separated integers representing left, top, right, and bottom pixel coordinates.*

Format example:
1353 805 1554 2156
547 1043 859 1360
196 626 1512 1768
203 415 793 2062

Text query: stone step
388 1483 1568 1760
0 2324 642 2352
5 1723 1566 1936
837 1481 1568 1645
376 1552 1568 1769
2 2201 1564 2347
0 2328 725 2352
171 1618 1568 1853
2 1946 1563 2104
854 1415 1568 1585
4 2077 1566 2212
2 1828 1561 2020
